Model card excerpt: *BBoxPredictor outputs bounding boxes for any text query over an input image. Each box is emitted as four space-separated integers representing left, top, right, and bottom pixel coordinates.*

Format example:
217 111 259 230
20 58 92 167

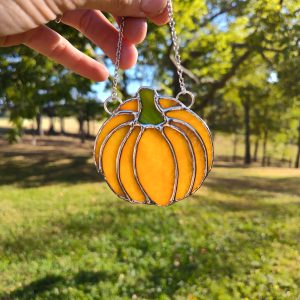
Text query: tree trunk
36 113 43 136
267 156 271 166
78 117 85 143
48 116 55 135
295 120 300 168
60 117 65 135
31 122 36 145
243 101 251 164
232 133 238 162
262 128 268 167
87 118 91 137
253 137 259 162
281 144 288 166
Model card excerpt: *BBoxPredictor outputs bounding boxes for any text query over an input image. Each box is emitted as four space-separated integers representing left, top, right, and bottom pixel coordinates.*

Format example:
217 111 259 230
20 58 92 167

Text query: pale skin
0 0 168 81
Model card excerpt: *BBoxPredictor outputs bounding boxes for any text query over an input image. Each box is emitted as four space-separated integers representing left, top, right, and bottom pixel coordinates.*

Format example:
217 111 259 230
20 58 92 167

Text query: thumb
80 0 167 18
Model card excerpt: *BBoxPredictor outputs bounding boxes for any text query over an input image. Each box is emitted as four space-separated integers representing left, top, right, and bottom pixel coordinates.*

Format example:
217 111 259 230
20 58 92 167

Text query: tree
136 0 300 114
0 22 101 140
278 56 300 168
1 0 299 165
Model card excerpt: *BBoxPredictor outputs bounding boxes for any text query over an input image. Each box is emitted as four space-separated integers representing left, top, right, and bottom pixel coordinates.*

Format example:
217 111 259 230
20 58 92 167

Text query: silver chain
166 0 186 93
111 0 188 100
111 17 125 100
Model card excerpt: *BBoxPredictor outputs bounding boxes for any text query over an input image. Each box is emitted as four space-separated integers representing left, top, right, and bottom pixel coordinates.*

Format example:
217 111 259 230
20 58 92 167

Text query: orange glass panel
118 99 139 112
94 114 134 169
136 128 175 206
172 122 206 193
159 98 180 109
102 126 130 197
167 110 213 170
119 127 146 203
164 127 193 200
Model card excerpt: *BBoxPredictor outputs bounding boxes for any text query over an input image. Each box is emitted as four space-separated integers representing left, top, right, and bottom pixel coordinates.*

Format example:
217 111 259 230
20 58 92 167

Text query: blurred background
0 0 299 299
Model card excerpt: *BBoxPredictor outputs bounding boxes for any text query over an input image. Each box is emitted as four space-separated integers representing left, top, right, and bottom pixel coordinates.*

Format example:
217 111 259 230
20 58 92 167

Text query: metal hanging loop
176 90 195 109
104 96 123 115
55 14 63 23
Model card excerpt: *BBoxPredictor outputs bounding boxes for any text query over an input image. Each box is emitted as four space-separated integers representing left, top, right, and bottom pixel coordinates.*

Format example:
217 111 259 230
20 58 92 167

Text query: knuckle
116 0 128 10
24 27 44 45
48 38 68 58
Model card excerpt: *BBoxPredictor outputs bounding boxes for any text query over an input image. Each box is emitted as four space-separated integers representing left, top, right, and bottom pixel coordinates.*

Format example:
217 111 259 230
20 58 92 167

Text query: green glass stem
138 88 165 125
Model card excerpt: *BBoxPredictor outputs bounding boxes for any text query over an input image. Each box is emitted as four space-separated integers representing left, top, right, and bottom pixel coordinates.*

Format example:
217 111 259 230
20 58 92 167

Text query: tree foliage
0 0 299 166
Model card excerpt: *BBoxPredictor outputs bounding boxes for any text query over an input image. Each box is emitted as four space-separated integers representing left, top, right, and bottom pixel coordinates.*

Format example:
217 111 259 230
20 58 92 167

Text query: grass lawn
0 135 299 300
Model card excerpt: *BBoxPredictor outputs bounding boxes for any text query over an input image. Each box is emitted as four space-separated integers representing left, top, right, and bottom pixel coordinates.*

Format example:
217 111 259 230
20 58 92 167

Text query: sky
91 61 156 103
93 9 234 103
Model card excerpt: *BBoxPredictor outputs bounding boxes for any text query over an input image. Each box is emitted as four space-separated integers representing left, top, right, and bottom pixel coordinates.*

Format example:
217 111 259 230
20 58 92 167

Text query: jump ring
55 14 63 23
176 90 195 109
104 96 122 115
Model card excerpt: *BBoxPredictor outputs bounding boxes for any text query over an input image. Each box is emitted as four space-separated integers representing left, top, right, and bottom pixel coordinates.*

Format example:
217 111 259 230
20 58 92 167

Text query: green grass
0 136 299 300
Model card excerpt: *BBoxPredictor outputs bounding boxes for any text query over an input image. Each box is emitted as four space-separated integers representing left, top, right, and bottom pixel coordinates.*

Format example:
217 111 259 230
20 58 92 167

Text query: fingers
150 6 169 25
62 10 140 69
0 0 169 82
79 0 167 19
23 25 109 81
0 34 24 47
0 9 152 82
115 17 148 45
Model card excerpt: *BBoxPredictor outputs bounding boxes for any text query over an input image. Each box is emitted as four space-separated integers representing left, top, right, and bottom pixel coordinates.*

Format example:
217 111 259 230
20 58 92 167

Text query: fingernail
141 0 166 15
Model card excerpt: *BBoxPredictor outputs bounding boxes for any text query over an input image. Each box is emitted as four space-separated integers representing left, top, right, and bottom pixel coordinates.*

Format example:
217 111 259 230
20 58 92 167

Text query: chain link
111 17 125 100
112 0 188 101
166 0 187 93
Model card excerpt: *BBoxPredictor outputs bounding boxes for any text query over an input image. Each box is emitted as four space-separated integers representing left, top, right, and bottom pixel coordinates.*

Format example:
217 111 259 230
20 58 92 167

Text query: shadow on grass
1 137 299 299
1 204 198 299
207 175 300 198
1 275 65 300
0 150 103 188
1 271 113 300
0 135 103 188
2 196 298 299
0 151 298 196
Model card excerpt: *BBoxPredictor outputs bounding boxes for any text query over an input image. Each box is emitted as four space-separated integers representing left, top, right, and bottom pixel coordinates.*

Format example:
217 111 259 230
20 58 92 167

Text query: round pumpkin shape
94 87 213 206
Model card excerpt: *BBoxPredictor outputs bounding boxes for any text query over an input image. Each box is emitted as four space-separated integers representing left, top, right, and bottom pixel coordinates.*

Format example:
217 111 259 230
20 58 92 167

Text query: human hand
0 0 168 81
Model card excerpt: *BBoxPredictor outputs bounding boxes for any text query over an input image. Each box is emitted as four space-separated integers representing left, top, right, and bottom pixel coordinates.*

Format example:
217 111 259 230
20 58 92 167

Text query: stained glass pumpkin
94 87 213 206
